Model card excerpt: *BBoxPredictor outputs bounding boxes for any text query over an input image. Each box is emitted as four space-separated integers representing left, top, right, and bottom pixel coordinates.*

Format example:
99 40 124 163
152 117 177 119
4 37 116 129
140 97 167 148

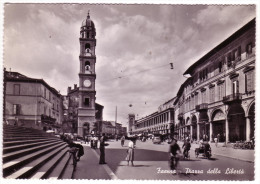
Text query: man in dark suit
99 134 108 164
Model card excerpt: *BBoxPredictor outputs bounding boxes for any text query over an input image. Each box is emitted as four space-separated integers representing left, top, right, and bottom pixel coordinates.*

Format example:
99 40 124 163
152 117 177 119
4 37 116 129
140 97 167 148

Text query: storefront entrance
191 115 197 141
212 110 226 142
212 120 225 142
228 104 246 142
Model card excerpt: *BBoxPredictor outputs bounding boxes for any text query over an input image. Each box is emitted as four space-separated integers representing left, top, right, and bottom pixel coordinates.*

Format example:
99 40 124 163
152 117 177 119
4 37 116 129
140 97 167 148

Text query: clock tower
78 12 97 137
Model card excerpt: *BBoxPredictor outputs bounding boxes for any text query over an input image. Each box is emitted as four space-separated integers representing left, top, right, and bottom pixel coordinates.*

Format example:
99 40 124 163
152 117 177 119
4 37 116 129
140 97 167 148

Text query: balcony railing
195 103 208 111
223 93 242 104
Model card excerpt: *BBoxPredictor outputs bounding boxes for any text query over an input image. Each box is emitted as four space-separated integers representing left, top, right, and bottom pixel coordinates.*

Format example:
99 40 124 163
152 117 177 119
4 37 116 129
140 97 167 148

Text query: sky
3 4 256 126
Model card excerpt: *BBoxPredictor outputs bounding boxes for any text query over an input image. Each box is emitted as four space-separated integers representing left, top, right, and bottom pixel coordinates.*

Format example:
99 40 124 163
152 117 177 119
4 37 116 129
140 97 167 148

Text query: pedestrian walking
99 134 108 164
85 135 89 144
90 135 94 148
121 135 125 147
126 139 135 166
217 133 220 142
214 137 218 147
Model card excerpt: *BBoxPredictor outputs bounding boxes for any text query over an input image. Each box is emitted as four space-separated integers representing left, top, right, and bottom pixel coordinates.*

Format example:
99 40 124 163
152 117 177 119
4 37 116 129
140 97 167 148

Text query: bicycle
183 150 190 160
68 147 79 169
169 154 180 171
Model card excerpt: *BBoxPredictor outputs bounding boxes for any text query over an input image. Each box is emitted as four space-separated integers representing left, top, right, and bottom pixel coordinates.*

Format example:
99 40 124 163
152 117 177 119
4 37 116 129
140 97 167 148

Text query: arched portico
211 109 226 142
228 104 246 142
247 102 255 141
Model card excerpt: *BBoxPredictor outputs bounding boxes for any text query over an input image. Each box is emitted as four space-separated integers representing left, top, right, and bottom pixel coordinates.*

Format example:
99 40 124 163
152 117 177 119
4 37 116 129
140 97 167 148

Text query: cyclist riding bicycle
182 140 191 158
169 139 181 170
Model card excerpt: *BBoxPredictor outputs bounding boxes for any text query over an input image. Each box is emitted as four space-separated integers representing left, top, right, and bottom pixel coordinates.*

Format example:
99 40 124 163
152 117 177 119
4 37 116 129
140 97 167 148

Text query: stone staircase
2 124 74 179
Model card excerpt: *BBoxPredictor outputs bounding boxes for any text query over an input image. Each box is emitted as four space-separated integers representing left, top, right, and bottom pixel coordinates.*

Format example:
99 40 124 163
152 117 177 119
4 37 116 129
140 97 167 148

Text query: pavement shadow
207 157 218 161
96 148 169 173
180 159 201 162
131 165 150 167
195 157 218 161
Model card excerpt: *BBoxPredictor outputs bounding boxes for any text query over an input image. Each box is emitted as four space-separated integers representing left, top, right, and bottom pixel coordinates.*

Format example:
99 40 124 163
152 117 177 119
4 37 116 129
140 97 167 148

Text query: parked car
152 136 162 144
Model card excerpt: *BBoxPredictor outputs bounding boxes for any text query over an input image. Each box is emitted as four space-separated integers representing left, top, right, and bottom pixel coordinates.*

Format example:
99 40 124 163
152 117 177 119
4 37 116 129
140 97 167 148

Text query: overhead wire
99 63 173 82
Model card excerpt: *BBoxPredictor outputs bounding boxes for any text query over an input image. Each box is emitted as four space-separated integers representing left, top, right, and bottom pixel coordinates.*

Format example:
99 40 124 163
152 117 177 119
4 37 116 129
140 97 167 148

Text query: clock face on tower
84 79 91 87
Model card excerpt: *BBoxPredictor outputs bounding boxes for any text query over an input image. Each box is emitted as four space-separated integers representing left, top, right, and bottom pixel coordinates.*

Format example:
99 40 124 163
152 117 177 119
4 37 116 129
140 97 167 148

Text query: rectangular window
246 43 252 55
245 71 254 92
195 94 198 106
210 87 215 103
13 104 20 115
227 52 232 67
44 88 46 98
237 46 241 61
201 91 205 103
233 49 237 60
232 80 239 94
14 84 20 95
218 84 224 101
84 98 90 107
218 61 222 73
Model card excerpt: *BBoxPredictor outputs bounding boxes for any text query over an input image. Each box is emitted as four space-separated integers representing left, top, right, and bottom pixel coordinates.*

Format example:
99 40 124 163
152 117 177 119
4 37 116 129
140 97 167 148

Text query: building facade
101 121 116 136
174 18 255 143
4 70 63 132
129 98 175 135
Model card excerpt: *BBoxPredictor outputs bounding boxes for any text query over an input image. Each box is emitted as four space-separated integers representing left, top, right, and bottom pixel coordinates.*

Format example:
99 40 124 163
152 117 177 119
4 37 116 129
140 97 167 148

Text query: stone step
3 140 63 163
3 126 44 132
3 139 62 154
3 134 51 138
47 150 71 179
5 144 68 179
60 152 74 179
30 147 69 179
4 136 58 142
3 142 67 177
4 130 42 133
3 138 59 147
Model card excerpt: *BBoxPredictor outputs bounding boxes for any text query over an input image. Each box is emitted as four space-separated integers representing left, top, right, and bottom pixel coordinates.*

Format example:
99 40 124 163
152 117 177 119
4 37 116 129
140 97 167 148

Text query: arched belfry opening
85 61 91 74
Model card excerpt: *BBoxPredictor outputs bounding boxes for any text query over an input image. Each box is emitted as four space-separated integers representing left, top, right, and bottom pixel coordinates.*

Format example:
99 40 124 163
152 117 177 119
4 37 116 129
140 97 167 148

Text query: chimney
68 87 71 93
74 84 77 89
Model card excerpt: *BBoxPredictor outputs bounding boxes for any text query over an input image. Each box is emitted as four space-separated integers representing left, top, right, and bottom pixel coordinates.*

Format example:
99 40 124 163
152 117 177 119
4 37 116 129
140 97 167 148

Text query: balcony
223 93 242 104
196 103 208 111
41 114 56 124
178 113 183 120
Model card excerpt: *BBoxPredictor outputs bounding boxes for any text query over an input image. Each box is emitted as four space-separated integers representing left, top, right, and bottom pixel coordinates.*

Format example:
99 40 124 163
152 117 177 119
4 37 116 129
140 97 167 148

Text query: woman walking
126 139 135 166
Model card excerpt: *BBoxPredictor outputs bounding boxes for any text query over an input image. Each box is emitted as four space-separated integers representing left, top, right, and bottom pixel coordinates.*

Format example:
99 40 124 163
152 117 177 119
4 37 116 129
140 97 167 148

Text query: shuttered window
246 71 254 92
210 87 215 103
218 84 224 101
